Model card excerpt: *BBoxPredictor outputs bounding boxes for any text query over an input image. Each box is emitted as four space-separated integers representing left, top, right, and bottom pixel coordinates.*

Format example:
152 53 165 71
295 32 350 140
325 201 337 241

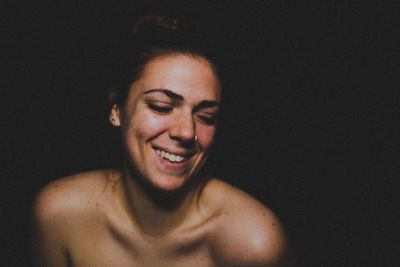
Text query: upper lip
152 145 196 158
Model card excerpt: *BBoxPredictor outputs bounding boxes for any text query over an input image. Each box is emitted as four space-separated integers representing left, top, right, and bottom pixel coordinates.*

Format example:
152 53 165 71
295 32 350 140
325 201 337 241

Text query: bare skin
32 55 294 266
32 171 293 267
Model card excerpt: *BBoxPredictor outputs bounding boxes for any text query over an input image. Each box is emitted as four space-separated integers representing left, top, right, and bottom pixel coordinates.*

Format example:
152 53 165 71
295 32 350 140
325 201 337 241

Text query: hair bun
133 14 186 34
130 14 190 49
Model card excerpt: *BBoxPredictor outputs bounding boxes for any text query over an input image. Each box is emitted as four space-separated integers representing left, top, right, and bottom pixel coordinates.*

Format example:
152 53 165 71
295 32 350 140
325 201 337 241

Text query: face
110 54 221 192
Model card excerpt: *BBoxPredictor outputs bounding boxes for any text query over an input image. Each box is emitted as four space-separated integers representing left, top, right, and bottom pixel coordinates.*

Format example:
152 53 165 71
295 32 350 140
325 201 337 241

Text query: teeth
156 149 186 163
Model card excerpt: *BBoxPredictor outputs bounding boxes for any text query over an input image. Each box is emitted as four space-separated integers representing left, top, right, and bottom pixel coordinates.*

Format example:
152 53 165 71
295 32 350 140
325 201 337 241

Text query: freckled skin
31 55 294 267
114 55 221 192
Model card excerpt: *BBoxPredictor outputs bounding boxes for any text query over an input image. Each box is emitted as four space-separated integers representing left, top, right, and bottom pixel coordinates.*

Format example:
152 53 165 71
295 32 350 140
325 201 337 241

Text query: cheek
197 126 217 149
126 112 167 140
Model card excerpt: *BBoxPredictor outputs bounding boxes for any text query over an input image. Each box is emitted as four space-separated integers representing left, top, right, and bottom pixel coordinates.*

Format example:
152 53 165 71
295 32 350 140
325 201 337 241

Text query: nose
169 113 196 144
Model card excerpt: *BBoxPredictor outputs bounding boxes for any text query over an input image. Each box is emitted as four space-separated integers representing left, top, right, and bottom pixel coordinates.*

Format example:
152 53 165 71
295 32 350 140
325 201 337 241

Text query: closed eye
197 112 218 125
147 102 173 114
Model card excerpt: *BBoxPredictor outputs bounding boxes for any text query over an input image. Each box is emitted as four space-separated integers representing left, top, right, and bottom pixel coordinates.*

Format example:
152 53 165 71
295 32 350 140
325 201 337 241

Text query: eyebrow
196 100 220 110
143 88 221 109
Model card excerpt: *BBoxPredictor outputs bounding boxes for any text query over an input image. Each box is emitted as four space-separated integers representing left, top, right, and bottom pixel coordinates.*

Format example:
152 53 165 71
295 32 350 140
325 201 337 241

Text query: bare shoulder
203 179 295 267
31 170 116 266
32 169 114 229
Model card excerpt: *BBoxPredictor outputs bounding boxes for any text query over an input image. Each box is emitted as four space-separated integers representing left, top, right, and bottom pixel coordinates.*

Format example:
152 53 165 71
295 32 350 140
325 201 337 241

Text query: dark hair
110 14 220 107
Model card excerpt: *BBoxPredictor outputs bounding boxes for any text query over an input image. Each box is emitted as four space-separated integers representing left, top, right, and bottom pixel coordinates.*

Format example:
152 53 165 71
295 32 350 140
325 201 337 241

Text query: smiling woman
31 13 294 267
111 55 221 192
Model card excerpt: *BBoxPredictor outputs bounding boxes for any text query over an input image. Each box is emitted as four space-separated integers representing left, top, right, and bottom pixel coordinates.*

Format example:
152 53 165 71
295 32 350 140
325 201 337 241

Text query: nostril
170 134 196 145
180 137 197 148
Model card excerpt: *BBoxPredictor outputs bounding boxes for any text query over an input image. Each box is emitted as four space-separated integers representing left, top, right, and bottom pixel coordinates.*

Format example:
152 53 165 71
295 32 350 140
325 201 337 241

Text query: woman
32 14 294 267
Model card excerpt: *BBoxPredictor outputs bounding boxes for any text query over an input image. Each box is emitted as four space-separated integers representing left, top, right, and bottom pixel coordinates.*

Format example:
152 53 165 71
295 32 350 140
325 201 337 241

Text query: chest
66 224 218 267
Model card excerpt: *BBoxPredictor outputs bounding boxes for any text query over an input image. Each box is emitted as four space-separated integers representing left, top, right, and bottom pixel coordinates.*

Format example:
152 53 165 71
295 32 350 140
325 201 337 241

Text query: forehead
132 54 221 101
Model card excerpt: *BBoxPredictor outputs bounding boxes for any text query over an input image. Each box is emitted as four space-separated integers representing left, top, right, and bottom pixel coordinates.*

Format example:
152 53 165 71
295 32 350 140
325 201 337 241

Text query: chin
149 174 189 193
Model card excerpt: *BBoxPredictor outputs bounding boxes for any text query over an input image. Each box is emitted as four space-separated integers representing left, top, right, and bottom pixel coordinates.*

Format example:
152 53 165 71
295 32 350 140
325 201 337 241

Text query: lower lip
153 149 190 170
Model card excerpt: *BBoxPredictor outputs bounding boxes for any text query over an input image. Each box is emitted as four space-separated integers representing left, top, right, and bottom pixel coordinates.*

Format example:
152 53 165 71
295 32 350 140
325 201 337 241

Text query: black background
3 1 399 266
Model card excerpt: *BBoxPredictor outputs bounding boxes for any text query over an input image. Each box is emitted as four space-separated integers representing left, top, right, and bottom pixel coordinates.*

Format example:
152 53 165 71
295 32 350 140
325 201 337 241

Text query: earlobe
109 104 121 127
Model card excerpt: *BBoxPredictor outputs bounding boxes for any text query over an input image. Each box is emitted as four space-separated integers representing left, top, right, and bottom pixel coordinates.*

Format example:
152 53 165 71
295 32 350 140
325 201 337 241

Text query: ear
108 88 121 127
109 104 121 127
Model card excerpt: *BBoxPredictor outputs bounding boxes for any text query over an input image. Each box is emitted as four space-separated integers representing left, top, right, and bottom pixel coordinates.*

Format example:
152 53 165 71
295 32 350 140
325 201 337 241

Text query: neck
117 167 205 237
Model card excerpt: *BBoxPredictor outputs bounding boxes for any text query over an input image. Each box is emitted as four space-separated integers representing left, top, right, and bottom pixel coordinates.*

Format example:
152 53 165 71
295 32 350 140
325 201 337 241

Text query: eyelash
147 103 173 114
147 102 218 125
197 114 218 125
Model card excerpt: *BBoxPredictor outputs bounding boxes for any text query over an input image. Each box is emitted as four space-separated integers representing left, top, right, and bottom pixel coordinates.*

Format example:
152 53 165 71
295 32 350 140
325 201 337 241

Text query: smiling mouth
154 148 188 163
